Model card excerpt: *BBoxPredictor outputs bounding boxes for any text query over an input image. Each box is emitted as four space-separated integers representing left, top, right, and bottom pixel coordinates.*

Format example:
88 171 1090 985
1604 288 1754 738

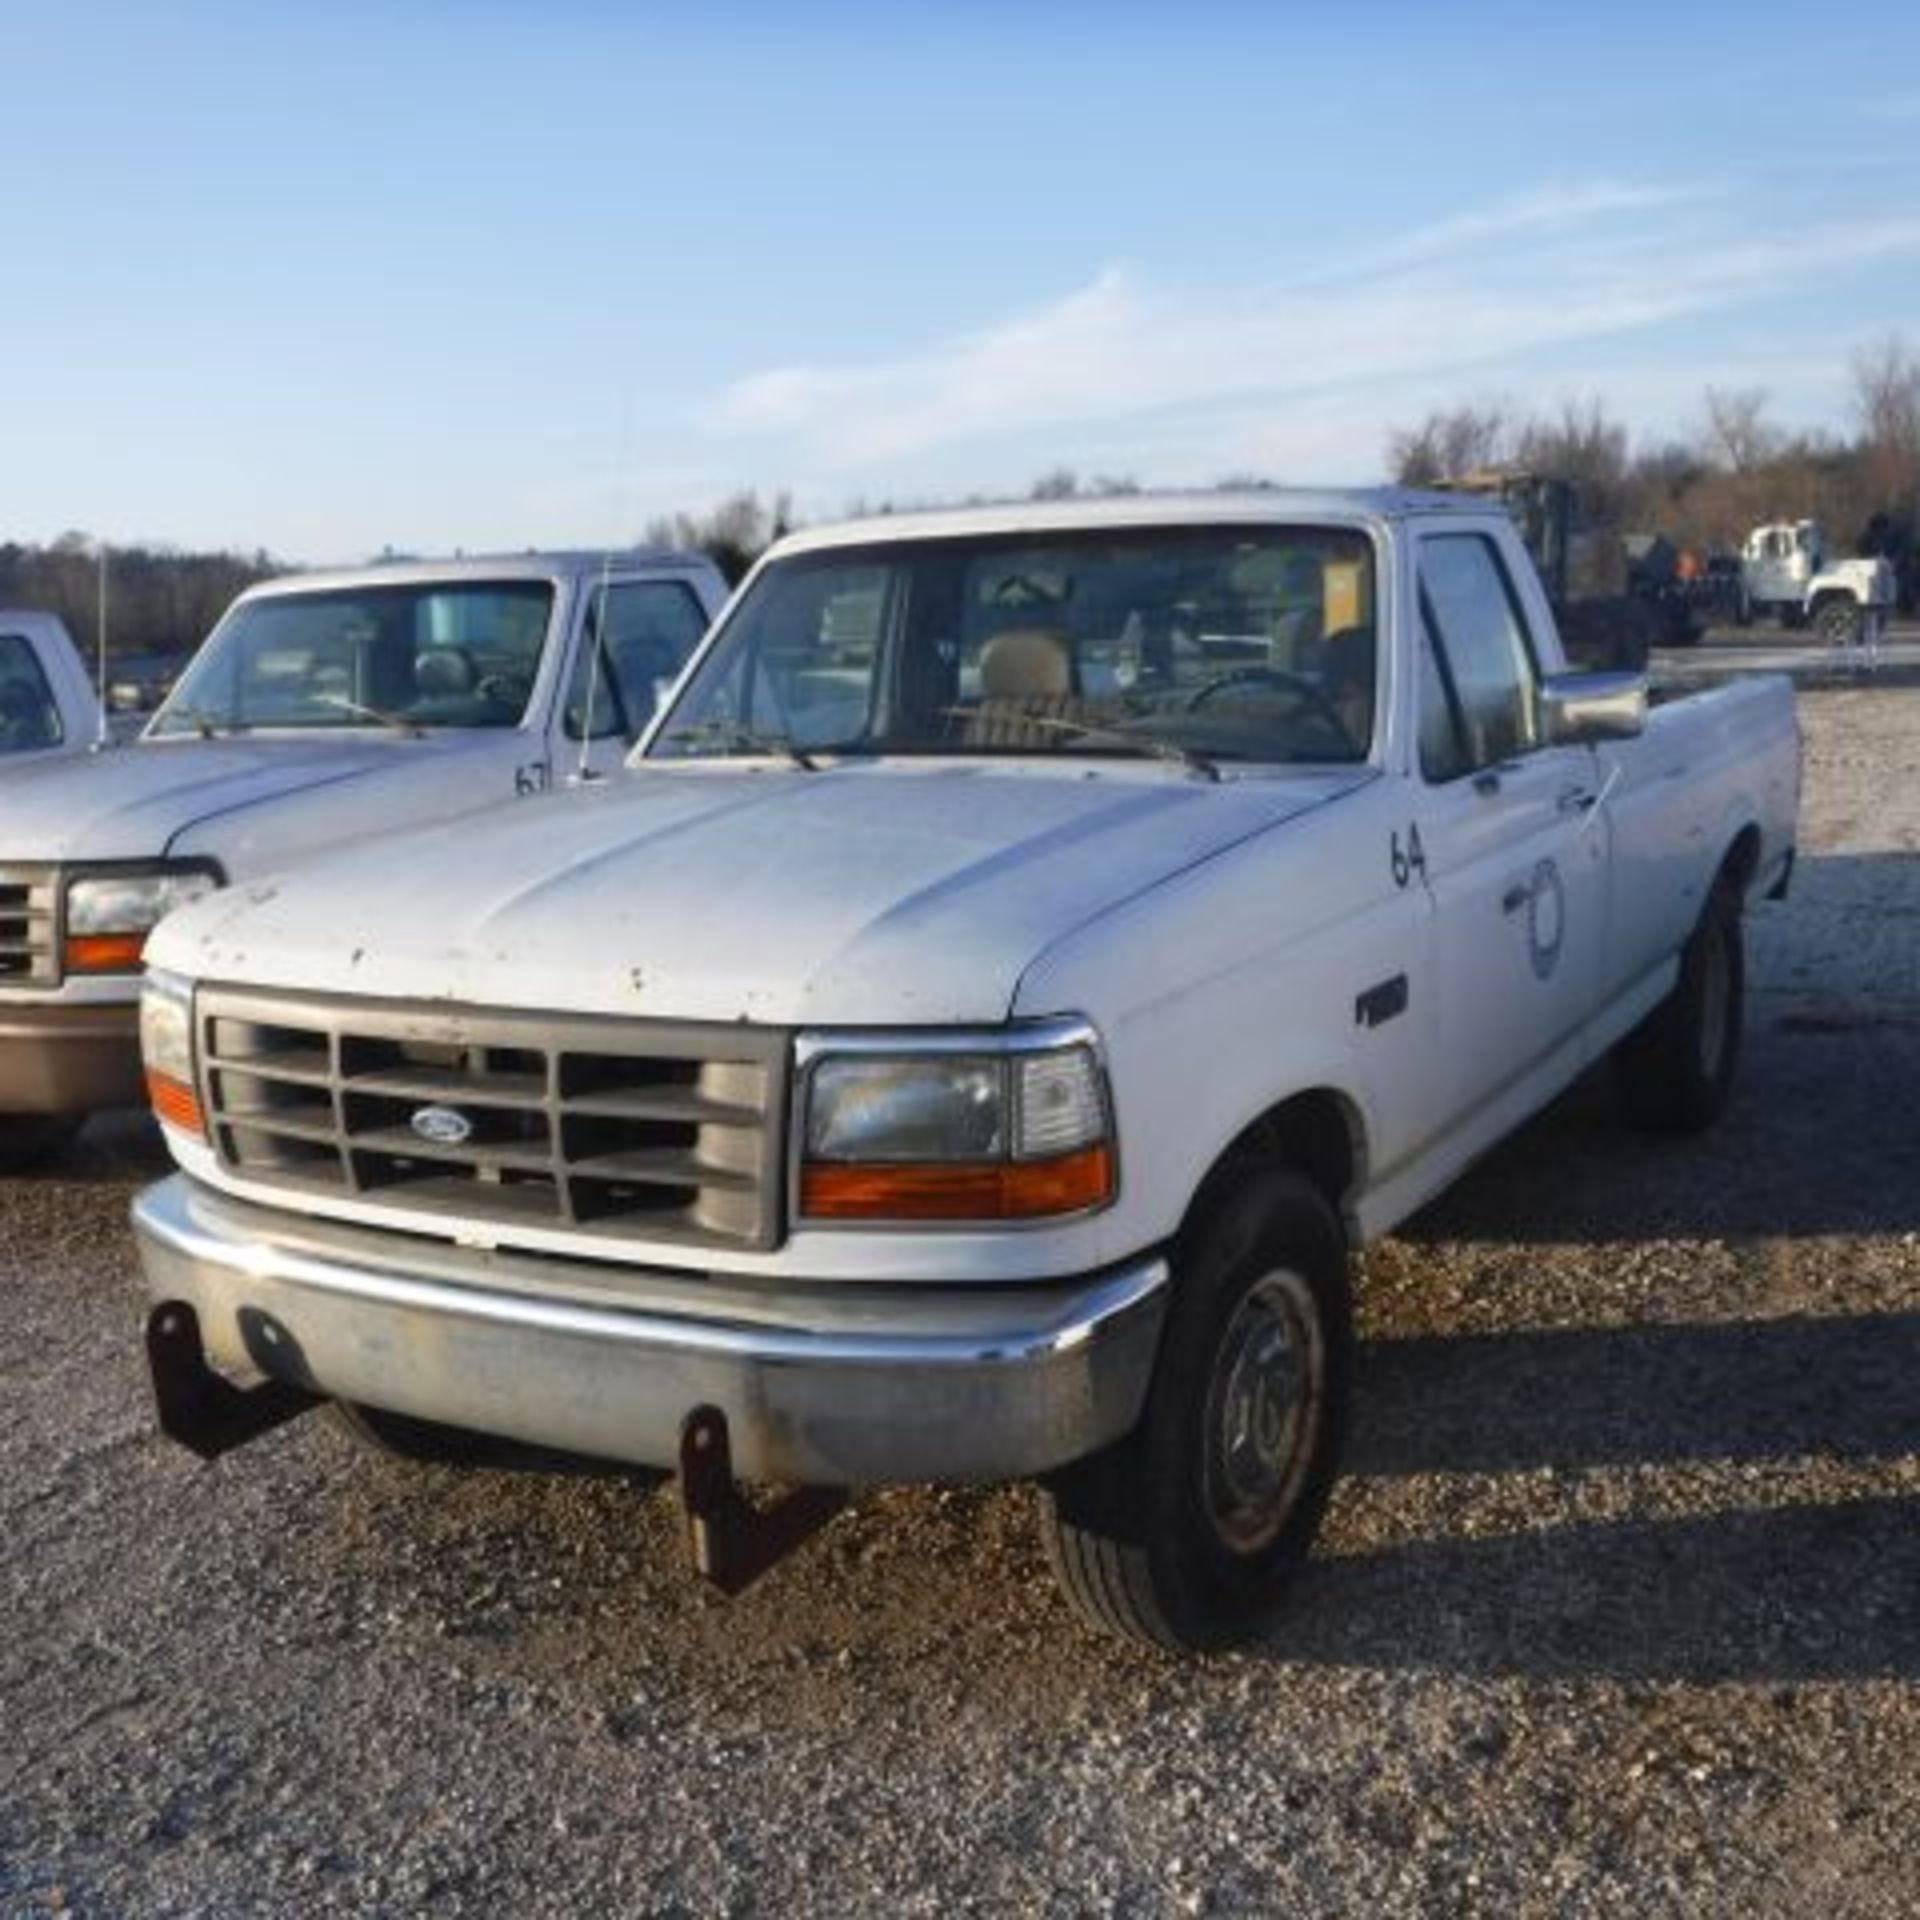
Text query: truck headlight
798 1026 1115 1222
65 862 222 974
140 970 204 1137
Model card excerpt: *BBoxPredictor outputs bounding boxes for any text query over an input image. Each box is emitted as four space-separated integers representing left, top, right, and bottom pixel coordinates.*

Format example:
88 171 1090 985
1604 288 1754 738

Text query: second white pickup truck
132 491 1799 1650
0 549 726 1169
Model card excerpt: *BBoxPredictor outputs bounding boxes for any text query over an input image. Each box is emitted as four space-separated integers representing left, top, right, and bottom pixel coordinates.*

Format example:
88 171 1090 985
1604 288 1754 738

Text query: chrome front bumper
0 999 143 1114
132 1176 1170 1486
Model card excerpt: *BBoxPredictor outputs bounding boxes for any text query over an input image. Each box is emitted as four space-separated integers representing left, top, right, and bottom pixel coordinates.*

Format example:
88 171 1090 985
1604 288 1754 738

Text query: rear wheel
1615 880 1744 1133
0 1114 84 1173
1037 1168 1353 1650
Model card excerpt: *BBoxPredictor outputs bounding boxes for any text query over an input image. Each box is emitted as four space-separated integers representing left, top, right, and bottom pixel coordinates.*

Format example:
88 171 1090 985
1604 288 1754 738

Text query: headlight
140 969 204 1137
65 863 221 974
798 1027 1114 1222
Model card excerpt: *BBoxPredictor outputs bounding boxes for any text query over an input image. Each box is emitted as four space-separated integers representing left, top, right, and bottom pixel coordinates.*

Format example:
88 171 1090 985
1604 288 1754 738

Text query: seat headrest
979 628 1072 698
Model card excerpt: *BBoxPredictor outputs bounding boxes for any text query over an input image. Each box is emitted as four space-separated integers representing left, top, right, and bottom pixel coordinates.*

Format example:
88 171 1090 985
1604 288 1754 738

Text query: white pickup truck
0 550 726 1169
0 610 99 763
132 491 1799 1651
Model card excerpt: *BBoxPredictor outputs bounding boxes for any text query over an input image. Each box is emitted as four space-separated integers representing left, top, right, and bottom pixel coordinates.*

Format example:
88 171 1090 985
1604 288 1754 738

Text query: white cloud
706 184 1920 486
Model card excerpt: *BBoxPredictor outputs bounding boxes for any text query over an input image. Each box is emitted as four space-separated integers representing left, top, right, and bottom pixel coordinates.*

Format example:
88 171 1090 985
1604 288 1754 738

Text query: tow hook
145 1301 320 1460
677 1404 848 1596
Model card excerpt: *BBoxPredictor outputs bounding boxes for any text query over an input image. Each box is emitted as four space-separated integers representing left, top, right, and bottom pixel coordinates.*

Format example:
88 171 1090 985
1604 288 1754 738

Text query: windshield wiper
157 706 246 740
314 693 427 738
653 722 818 770
1002 713 1224 783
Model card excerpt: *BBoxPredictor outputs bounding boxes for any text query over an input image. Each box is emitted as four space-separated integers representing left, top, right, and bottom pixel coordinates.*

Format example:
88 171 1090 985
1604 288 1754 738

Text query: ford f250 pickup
131 491 1799 1650
0 550 726 1170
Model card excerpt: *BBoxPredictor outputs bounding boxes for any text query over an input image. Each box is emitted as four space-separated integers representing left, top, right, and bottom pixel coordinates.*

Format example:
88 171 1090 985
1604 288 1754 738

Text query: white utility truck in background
1740 519 1895 648
131 491 1799 1651
0 549 727 1169
0 610 100 762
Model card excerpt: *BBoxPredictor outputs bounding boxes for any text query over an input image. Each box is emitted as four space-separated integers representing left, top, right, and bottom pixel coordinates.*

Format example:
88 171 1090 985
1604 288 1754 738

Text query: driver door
1411 531 1608 1134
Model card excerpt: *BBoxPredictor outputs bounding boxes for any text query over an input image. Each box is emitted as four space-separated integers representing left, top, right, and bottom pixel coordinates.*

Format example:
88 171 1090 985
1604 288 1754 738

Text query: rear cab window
0 632 64 751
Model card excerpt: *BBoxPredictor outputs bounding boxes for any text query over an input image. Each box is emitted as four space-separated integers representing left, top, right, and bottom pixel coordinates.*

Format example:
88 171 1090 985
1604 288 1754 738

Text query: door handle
1558 785 1596 816
1501 882 1530 915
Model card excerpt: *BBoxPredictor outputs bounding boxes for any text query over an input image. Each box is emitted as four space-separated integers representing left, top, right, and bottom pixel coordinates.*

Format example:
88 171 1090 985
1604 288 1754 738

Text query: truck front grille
197 986 789 1252
0 865 59 986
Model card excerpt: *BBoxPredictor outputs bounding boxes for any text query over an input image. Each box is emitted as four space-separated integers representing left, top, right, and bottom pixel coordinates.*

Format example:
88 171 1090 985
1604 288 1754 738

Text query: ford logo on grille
410 1104 474 1147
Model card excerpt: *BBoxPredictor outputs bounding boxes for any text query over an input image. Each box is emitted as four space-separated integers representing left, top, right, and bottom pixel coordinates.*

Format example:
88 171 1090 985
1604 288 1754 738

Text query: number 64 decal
1390 822 1428 889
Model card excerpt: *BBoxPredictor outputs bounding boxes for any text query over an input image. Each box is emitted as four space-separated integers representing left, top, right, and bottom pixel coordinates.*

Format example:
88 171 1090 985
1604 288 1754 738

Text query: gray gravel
3 686 1917 1918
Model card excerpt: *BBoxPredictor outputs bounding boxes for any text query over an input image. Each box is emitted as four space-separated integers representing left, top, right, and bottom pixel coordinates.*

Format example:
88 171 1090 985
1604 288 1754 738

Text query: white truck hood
151 762 1359 1027
0 734 488 864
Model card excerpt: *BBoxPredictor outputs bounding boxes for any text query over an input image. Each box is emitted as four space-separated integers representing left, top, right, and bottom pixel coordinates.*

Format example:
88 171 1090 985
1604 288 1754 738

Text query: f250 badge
410 1105 475 1147
1526 859 1566 980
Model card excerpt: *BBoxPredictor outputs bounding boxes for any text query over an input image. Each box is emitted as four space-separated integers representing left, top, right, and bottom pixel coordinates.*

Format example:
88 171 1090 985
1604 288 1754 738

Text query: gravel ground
3 687 1916 1918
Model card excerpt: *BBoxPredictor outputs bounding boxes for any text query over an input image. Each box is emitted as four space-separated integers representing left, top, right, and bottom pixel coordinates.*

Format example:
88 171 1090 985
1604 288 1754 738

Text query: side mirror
1540 670 1645 744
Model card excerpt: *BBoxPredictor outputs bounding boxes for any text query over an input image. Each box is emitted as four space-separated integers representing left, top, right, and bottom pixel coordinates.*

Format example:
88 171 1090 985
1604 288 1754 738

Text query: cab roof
768 487 1492 560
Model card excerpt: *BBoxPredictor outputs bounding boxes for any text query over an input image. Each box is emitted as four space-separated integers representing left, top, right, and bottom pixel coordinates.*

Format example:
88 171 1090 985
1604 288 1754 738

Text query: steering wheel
475 672 529 708
1185 665 1347 730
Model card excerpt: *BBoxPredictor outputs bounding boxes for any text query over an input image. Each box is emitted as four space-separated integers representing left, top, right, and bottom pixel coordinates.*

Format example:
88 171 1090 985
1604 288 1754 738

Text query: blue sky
7 0 1919 563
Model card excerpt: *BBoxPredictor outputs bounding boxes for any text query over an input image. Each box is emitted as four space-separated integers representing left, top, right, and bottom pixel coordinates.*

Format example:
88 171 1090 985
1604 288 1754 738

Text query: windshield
645 526 1377 769
150 579 556 736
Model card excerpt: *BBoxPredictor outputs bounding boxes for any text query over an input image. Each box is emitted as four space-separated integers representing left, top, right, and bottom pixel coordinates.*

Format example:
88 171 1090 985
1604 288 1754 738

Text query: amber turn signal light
65 932 149 974
800 1144 1114 1221
146 1069 205 1138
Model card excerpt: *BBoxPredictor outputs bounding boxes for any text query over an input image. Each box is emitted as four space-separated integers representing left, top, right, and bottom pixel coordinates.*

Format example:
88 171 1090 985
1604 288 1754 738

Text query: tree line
657 337 1920 609
1383 333 1920 602
12 332 1915 659
0 533 277 662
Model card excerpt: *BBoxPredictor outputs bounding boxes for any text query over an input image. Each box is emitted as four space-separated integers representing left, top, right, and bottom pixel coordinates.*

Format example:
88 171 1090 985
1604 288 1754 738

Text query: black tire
0 1114 84 1173
1037 1168 1353 1651
1812 596 1861 650
1614 880 1744 1133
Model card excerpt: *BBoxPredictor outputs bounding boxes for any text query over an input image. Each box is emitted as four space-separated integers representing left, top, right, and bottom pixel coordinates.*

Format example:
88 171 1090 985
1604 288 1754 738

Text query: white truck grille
0 865 59 987
196 985 789 1252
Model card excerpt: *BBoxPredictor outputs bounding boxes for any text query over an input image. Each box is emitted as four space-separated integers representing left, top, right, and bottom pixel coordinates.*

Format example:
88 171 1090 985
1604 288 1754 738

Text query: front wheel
1037 1168 1353 1650
1813 596 1862 650
1614 880 1744 1133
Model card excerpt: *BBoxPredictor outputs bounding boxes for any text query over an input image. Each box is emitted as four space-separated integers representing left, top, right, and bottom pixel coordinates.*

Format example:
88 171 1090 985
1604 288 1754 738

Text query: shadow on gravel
1350 1311 1920 1476
1271 1311 1920 1682
1401 853 1920 1243
1283 1494 1919 1682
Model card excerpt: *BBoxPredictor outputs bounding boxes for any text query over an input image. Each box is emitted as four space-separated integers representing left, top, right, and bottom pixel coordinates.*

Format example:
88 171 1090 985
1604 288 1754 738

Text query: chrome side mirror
1540 670 1645 744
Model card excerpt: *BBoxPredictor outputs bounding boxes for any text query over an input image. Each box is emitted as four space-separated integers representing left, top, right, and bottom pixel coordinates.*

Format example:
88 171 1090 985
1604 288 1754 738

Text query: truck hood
0 734 481 863
153 761 1362 1027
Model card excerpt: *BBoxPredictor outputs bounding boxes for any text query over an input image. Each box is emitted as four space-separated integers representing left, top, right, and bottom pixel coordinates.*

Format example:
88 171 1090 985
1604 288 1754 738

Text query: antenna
573 548 612 786
573 403 637 787
94 540 110 750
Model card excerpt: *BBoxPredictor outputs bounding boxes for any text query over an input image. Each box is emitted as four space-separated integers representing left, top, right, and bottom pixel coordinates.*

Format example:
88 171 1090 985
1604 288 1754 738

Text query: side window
1416 535 1541 781
566 580 711 740
0 633 64 751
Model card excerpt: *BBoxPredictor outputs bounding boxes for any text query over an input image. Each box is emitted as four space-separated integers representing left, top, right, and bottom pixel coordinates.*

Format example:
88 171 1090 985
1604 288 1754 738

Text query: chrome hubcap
1202 1269 1324 1554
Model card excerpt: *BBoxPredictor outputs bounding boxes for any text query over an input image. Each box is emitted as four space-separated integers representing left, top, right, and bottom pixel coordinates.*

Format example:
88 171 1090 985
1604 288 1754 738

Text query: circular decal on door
1527 858 1566 980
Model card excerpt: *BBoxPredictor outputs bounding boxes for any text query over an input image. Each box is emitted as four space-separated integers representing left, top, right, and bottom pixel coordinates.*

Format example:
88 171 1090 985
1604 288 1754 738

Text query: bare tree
642 489 793 583
1851 333 1920 460
1699 387 1779 474
1385 402 1515 485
